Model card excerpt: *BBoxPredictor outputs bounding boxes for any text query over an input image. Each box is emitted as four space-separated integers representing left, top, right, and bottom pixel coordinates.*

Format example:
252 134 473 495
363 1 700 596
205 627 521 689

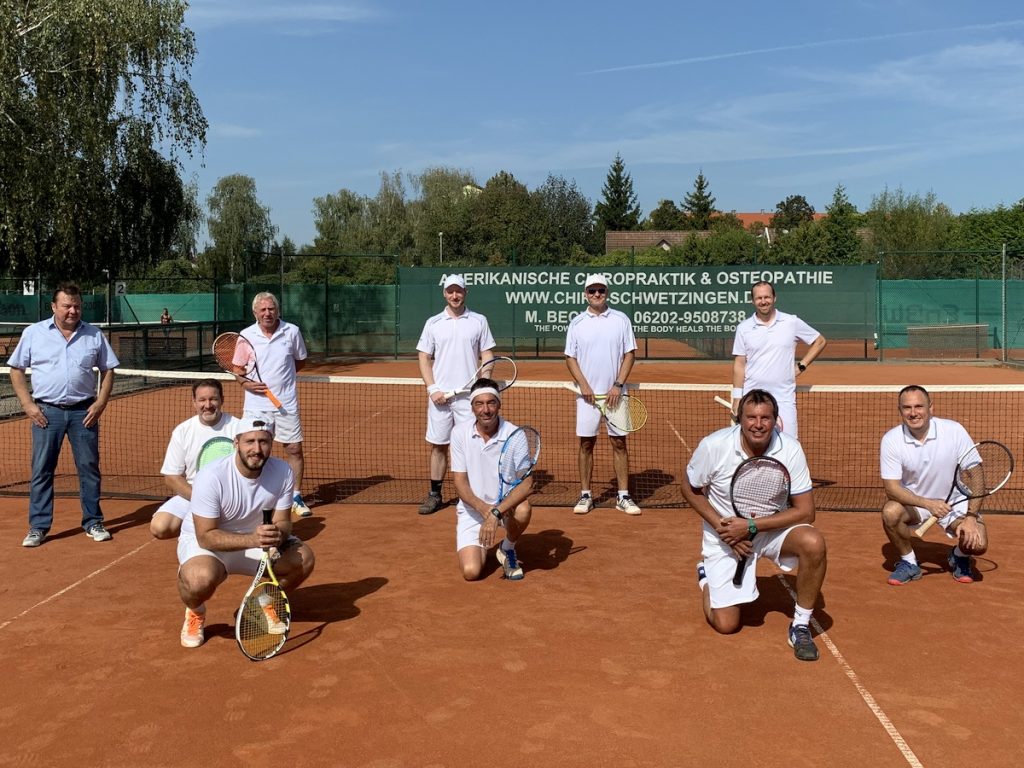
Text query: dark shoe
947 551 974 584
886 560 921 586
418 492 443 515
788 623 819 662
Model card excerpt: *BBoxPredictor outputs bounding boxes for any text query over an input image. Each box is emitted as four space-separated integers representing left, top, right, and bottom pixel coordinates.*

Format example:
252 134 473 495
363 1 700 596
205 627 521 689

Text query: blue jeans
29 403 103 533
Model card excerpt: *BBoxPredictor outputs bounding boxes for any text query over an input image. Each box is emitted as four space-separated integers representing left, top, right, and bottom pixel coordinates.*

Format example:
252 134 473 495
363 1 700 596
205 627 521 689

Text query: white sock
580 489 591 497
618 490 629 499
501 538 514 552
901 551 918 566
792 604 813 627
953 546 967 558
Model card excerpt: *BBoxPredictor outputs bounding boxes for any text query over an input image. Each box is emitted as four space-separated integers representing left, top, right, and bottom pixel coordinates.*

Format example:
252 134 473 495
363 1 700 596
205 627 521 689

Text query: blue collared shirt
7 317 119 404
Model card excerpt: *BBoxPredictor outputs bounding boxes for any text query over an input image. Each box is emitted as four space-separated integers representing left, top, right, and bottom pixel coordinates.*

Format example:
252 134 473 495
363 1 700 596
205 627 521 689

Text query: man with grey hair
233 292 311 517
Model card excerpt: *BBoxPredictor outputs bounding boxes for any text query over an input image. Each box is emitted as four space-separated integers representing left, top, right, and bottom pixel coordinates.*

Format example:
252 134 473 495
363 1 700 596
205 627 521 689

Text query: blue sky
182 1 1024 248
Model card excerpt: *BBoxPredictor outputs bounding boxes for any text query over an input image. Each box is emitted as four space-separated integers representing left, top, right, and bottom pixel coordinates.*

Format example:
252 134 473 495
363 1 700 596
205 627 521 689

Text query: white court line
0 540 153 631
304 410 384 457
775 575 924 768
666 420 692 454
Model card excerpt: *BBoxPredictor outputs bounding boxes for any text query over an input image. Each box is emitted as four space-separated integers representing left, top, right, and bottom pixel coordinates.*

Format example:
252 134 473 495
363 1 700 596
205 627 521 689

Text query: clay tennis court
4 359 1023 767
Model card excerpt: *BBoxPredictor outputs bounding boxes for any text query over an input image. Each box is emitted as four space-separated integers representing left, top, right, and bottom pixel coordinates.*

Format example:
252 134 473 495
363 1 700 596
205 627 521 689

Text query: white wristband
731 388 743 399
427 384 441 395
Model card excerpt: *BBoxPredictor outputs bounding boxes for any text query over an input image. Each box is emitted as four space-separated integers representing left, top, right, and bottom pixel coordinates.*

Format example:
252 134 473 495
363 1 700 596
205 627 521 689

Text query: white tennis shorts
575 397 626 438
703 523 810 609
425 396 473 445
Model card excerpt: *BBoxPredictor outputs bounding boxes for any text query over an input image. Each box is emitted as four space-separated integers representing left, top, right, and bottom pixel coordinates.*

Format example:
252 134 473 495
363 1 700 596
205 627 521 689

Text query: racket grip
265 389 283 409
262 508 274 526
732 555 748 586
914 514 939 538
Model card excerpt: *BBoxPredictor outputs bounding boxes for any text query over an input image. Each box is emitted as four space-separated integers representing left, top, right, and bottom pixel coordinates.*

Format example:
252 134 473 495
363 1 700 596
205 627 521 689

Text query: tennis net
0 367 1021 513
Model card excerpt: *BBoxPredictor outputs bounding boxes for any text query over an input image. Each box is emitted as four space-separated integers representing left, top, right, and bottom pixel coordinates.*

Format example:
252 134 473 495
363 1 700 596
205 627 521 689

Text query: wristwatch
797 363 807 372
747 519 758 537
490 507 504 521
613 380 624 388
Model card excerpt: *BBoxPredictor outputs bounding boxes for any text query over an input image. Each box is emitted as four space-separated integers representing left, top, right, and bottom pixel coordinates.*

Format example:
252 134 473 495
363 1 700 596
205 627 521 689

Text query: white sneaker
292 495 312 518
616 495 641 516
573 494 594 515
85 523 112 541
180 607 206 648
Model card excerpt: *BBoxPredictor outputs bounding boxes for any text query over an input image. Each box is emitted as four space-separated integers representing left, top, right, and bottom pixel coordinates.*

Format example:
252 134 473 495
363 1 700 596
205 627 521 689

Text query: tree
593 153 641 235
0 1 206 280
822 184 864 263
529 175 594 262
646 199 683 230
865 187 954 277
202 175 275 282
469 171 533 264
407 167 478 265
681 171 717 230
770 195 816 233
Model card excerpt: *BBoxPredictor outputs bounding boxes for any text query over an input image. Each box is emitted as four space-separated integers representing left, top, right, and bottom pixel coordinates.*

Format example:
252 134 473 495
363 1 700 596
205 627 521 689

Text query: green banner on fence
398 265 877 340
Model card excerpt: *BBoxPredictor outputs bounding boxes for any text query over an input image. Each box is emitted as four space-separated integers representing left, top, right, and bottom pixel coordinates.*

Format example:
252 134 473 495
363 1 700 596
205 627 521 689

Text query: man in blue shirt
8 282 120 547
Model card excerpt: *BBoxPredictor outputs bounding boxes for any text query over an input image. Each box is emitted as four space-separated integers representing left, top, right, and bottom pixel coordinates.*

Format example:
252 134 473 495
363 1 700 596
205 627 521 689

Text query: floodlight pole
438 231 444 264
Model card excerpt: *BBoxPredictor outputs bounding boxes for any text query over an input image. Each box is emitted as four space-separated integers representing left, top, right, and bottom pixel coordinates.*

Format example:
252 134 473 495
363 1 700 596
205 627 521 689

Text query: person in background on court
682 389 827 662
8 282 120 548
160 307 172 325
565 273 641 516
151 379 239 539
234 291 311 517
416 273 495 516
731 280 826 438
880 385 987 586
176 417 315 648
450 379 533 581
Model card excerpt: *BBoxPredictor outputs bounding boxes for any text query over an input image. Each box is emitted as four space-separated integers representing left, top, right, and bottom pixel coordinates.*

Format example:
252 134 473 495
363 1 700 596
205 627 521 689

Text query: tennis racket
561 383 648 432
235 509 291 662
196 436 234 470
715 395 738 424
213 332 283 409
498 426 541 503
915 440 1014 537
730 455 791 586
442 356 518 399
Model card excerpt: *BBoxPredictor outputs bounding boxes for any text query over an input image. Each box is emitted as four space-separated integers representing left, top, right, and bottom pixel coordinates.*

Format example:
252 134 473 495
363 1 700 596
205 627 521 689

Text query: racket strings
238 582 289 659
499 428 541 483
213 334 254 375
732 465 790 519
479 358 516 391
604 395 648 431
958 447 1013 496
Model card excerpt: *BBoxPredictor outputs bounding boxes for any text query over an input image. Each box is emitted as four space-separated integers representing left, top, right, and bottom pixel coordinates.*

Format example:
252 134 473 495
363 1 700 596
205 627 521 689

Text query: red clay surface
5 358 1024 766
4 502 1022 767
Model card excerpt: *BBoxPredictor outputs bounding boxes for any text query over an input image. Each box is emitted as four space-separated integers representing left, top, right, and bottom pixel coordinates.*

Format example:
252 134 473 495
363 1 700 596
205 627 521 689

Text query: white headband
470 386 501 403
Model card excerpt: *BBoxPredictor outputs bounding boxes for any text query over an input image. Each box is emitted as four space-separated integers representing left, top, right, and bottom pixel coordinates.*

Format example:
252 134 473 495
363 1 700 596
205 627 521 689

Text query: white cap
442 274 466 290
584 273 608 288
234 416 275 438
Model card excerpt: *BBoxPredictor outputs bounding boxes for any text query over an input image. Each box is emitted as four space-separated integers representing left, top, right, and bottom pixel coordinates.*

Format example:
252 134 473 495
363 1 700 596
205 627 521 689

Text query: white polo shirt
450 417 519 516
687 425 813 556
181 455 294 539
732 310 820 403
416 308 495 392
564 307 637 393
239 320 307 413
160 412 240 484
880 417 974 508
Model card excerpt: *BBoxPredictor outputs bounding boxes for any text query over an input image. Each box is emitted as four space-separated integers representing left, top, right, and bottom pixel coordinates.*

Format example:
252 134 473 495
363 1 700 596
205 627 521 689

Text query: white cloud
187 1 380 29
210 123 262 139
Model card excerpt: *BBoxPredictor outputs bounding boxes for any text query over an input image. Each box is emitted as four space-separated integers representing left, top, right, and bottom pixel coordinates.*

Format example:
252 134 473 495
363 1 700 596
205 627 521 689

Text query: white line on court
666 420 692 454
775 575 924 768
0 540 153 631
304 410 384 457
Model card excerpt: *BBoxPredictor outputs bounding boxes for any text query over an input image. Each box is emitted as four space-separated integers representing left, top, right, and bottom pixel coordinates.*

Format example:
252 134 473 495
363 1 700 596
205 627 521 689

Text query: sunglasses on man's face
586 287 607 295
